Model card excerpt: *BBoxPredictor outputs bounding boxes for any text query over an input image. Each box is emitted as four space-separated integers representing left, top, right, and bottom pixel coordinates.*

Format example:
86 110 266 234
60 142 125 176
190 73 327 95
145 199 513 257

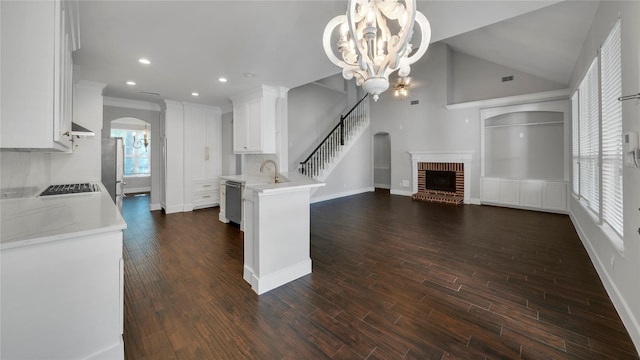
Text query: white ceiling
442 0 599 85
73 0 596 108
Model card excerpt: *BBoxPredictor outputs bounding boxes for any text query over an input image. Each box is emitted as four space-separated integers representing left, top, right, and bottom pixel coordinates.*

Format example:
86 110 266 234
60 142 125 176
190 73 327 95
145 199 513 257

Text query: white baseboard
163 205 184 214
311 187 374 203
374 183 391 189
149 203 161 211
245 259 312 295
569 212 640 354
390 189 412 196
465 197 482 205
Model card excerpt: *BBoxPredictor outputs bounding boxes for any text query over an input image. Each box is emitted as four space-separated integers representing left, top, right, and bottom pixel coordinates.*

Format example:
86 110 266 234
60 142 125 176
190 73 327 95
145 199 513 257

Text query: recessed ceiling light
191 92 199 96
218 77 228 83
126 81 136 86
138 58 151 65
244 72 256 78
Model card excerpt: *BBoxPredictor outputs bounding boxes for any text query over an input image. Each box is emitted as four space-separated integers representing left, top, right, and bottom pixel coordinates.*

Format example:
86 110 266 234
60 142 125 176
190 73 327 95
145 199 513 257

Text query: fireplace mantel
408 151 473 203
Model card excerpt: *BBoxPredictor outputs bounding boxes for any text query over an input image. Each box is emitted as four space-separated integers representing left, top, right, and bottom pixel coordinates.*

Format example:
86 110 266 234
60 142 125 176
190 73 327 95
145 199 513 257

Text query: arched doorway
373 132 391 189
107 118 152 198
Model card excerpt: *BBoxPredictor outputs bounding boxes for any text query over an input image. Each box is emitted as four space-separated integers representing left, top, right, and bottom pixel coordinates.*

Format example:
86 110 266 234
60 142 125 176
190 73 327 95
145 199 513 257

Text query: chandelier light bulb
323 0 431 101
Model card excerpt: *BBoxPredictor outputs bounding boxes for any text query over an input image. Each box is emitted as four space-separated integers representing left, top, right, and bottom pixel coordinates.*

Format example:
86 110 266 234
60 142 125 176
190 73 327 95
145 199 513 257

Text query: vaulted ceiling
73 1 598 108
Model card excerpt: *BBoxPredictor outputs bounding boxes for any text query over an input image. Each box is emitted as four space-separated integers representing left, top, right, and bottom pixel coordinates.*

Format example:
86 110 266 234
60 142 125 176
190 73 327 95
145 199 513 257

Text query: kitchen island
0 184 127 360
220 172 324 295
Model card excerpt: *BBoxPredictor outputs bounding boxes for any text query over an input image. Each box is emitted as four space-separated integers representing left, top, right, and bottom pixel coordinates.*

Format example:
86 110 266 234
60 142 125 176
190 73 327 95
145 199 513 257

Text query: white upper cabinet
231 85 277 154
1 0 79 151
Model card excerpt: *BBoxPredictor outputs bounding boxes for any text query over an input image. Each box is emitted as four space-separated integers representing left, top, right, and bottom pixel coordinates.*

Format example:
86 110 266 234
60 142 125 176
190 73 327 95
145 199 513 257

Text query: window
600 20 623 236
571 19 623 242
577 58 600 215
110 128 151 176
571 92 580 195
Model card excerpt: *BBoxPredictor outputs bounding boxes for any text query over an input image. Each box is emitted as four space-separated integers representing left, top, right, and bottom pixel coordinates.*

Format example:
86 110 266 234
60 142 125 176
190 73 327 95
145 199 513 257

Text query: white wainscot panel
543 181 567 211
481 178 501 203
499 179 520 206
520 180 544 208
481 177 568 213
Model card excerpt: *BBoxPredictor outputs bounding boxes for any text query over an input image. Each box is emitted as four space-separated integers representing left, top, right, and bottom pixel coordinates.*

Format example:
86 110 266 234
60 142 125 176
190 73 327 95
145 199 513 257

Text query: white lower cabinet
499 179 520 206
192 179 219 209
219 183 229 223
520 180 544 208
481 177 567 213
543 181 568 211
1 231 124 359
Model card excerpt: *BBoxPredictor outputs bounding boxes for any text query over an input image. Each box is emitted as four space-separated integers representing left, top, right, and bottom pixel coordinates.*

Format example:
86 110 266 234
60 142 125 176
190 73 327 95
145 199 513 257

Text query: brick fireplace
413 162 464 204
409 151 473 205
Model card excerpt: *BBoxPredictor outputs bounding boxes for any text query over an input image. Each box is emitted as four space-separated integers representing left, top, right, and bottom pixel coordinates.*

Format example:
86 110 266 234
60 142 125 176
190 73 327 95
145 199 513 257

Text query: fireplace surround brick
412 162 464 205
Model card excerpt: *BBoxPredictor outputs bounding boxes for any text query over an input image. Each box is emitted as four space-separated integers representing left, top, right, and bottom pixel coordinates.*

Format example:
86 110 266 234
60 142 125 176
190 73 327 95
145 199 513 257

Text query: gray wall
448 48 566 104
287 82 348 173
370 42 481 199
567 1 640 350
103 104 161 207
287 79 375 201
311 130 372 201
484 111 564 179
373 132 391 188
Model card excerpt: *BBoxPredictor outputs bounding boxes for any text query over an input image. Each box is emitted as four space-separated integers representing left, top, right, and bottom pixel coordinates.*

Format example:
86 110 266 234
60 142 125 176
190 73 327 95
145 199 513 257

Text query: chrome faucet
259 159 280 183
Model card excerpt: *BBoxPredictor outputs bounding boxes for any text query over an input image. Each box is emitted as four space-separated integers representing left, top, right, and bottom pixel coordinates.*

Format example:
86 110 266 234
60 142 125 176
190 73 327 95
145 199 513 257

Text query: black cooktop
40 183 100 196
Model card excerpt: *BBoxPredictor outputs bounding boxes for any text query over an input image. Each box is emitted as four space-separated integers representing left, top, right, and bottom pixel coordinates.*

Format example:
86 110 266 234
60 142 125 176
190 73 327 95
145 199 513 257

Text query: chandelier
393 76 411 99
131 124 150 151
323 0 431 101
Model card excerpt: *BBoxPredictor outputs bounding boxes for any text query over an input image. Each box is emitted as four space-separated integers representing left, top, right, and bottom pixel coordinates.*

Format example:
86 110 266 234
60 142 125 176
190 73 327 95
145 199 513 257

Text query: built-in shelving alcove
480 100 570 212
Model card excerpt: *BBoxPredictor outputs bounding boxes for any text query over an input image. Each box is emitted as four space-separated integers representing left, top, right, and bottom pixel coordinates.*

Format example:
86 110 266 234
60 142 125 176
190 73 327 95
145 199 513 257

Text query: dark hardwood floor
121 190 639 359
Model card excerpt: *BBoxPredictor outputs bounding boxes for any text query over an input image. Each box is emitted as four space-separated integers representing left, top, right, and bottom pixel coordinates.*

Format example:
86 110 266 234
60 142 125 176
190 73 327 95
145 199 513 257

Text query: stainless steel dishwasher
225 181 242 224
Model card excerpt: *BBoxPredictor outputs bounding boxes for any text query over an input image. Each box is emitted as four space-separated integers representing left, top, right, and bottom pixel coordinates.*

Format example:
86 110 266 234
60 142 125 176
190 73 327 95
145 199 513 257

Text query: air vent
501 75 514 82
139 91 160 96
410 100 419 105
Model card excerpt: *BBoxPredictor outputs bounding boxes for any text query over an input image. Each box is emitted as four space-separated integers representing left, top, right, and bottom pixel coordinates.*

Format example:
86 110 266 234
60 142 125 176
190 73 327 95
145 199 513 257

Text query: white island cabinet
1 185 127 359
1 0 78 151
241 173 324 295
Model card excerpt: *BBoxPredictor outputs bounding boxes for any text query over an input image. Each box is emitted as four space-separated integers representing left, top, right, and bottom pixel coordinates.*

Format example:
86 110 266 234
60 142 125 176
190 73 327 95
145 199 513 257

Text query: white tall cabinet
1 0 78 151
161 101 185 214
161 101 222 213
184 104 222 210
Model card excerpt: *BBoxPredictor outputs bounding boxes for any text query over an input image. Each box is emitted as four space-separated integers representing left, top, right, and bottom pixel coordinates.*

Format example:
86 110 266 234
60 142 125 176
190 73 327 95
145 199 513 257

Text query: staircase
299 95 370 181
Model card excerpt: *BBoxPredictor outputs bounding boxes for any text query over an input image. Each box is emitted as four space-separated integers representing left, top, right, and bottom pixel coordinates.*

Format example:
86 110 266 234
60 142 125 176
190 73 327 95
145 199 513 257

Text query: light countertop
0 183 127 250
220 172 324 194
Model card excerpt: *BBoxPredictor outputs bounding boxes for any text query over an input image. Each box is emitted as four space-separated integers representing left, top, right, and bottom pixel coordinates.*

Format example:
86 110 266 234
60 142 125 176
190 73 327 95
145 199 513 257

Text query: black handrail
300 94 368 166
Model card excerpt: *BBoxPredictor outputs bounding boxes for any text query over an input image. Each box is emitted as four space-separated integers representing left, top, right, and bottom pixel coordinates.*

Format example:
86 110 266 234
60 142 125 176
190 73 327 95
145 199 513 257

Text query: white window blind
571 91 580 195
578 58 600 215
600 19 623 236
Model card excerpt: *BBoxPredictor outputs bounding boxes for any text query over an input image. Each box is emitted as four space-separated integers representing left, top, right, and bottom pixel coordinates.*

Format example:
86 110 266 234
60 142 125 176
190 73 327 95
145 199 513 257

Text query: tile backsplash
243 154 279 177
0 151 51 197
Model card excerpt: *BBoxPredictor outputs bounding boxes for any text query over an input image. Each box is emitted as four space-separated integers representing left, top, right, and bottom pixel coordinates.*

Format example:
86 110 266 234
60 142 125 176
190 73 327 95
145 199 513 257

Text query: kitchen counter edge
1 183 127 250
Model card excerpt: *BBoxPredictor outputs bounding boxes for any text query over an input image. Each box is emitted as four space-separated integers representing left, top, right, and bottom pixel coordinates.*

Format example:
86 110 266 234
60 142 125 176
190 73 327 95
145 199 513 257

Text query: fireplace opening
425 170 457 192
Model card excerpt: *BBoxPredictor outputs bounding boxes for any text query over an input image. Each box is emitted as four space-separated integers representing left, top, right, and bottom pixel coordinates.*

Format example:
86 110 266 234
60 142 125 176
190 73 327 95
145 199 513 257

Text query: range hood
70 122 95 137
